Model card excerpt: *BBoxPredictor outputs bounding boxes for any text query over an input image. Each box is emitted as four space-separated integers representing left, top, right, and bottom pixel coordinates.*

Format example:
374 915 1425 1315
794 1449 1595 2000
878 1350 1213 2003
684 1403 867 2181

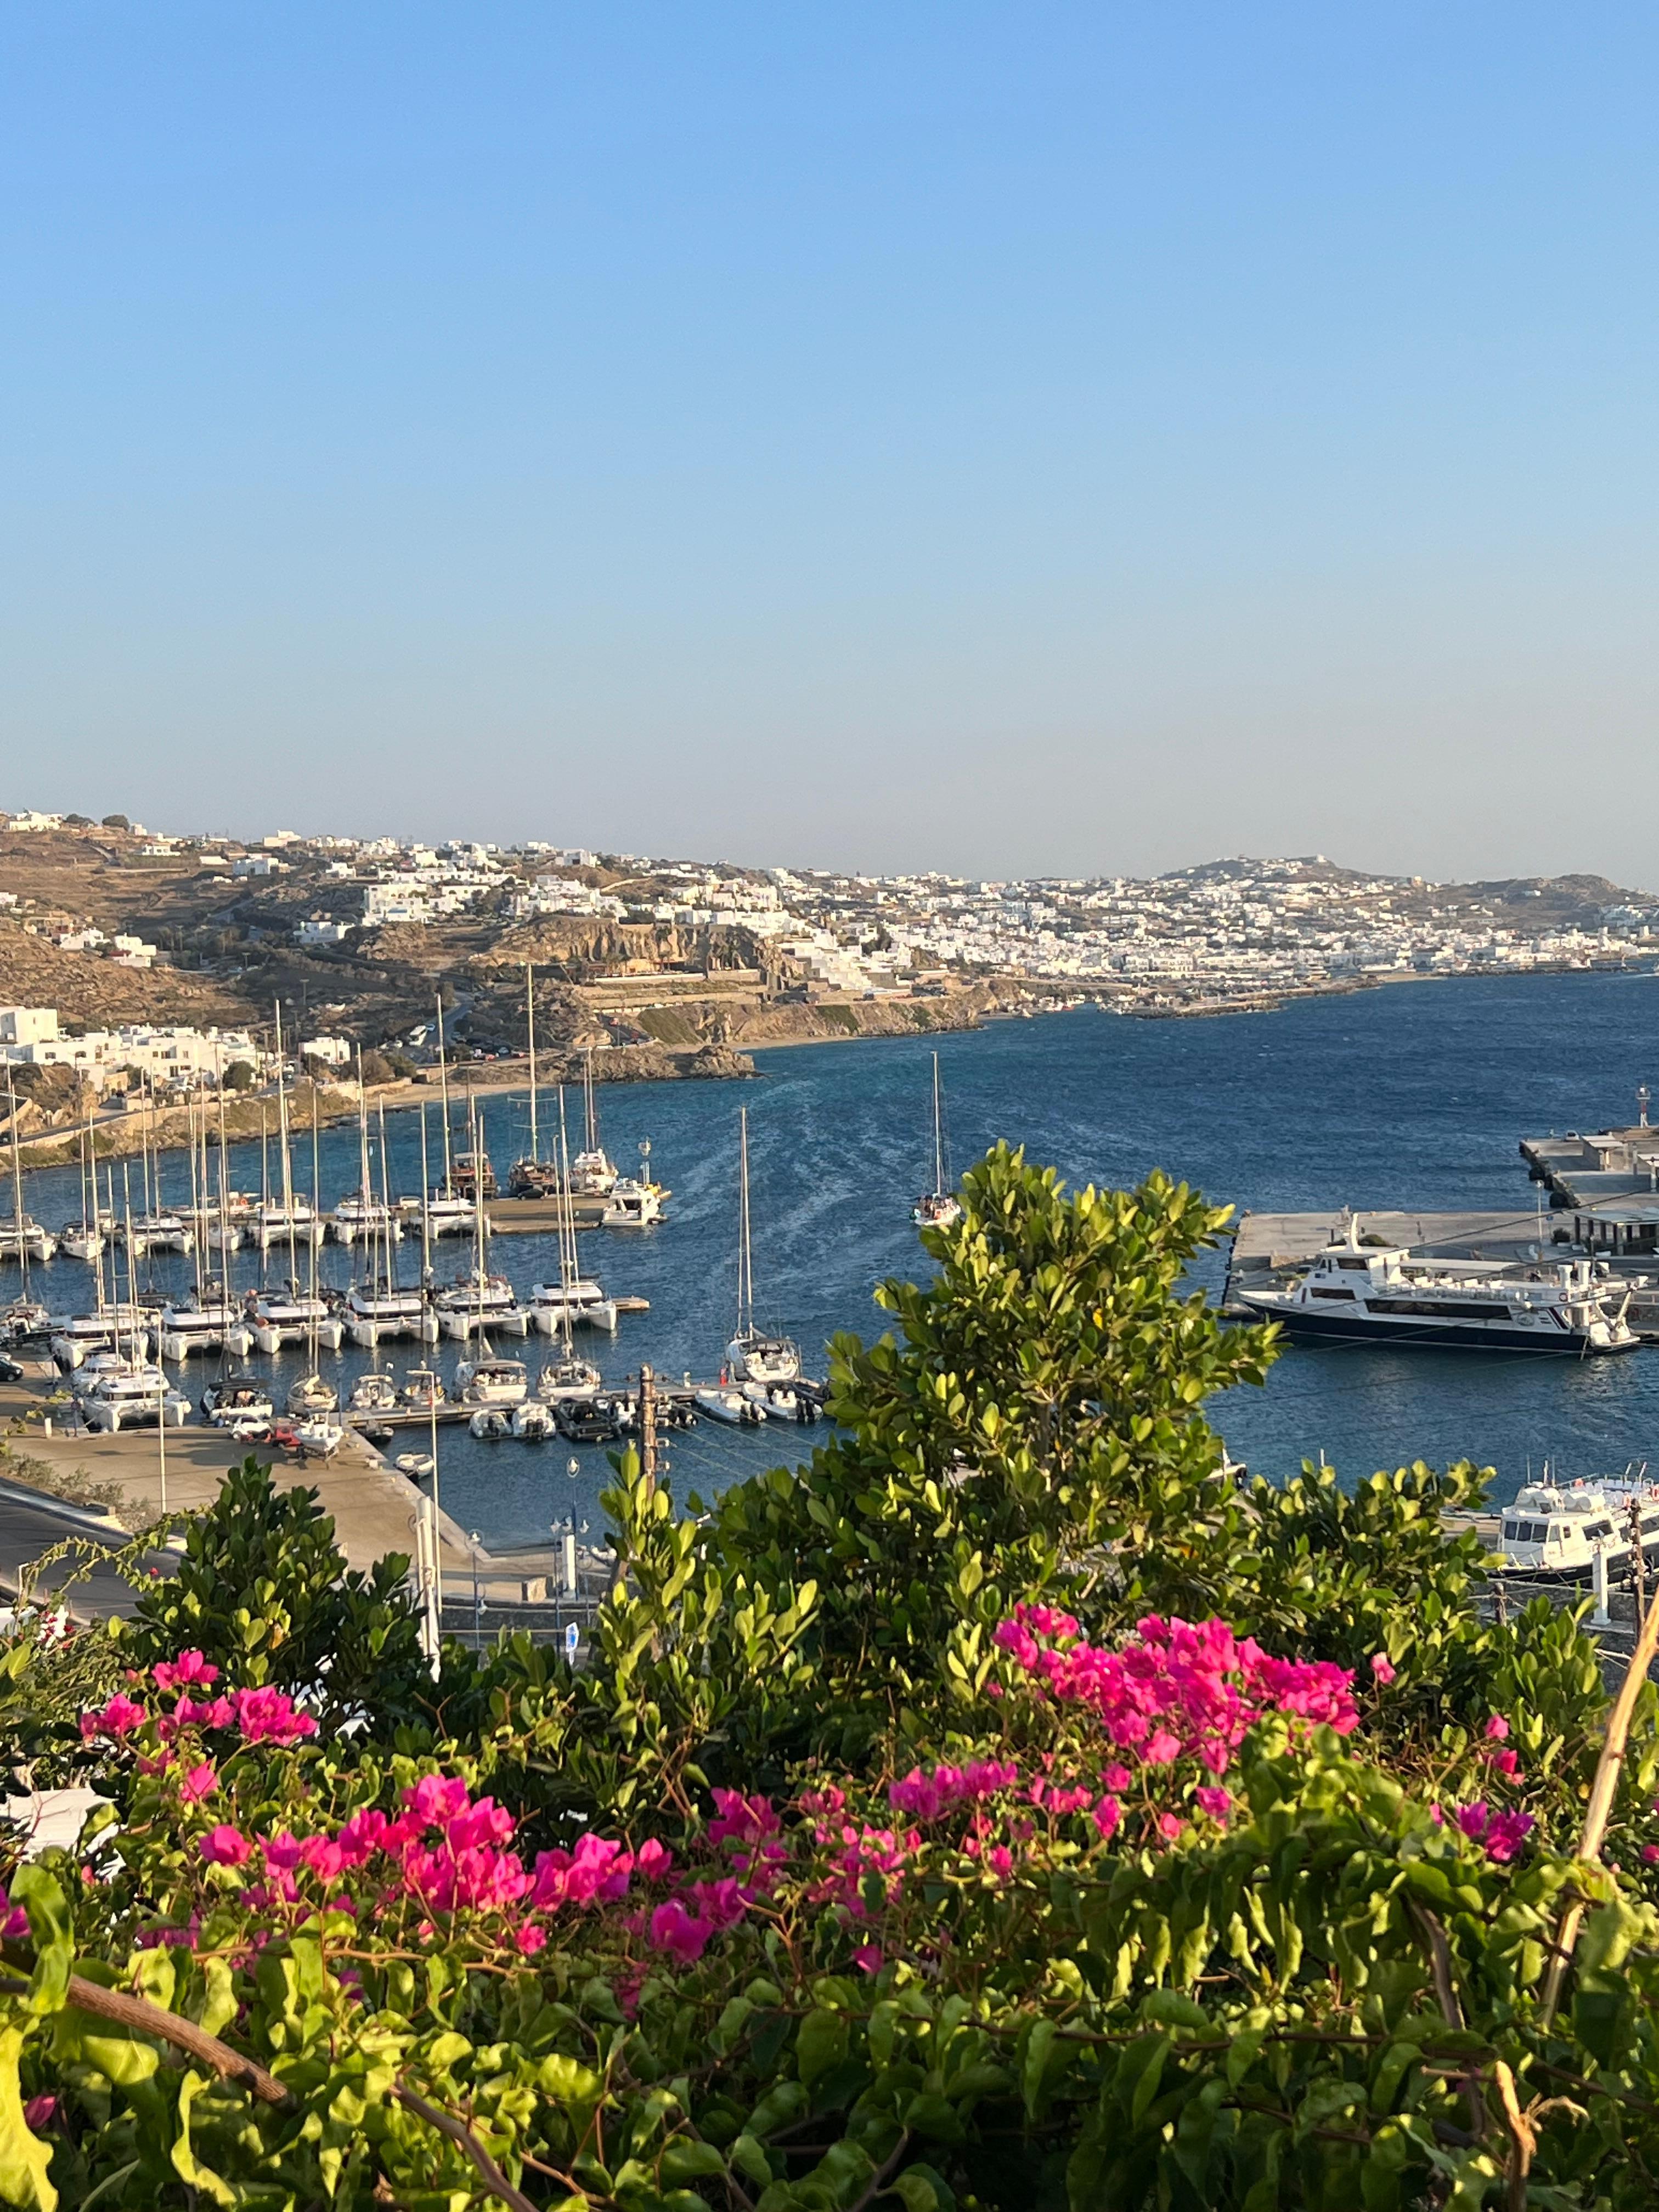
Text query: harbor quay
0 1353 589 1623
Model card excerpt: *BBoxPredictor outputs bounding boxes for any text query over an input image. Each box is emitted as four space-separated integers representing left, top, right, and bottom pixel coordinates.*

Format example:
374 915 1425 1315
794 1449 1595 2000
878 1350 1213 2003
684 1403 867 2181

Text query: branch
393 2081 540 2212
1542 1572 1659 2024
0 1970 291 2106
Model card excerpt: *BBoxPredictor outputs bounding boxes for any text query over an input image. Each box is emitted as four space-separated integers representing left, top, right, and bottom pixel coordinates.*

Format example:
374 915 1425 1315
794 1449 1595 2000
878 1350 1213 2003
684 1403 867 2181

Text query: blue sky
2 4 1656 881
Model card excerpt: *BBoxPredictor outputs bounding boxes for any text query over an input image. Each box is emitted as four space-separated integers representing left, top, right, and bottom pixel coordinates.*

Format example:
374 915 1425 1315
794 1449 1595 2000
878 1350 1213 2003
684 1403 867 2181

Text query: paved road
0 1492 172 1620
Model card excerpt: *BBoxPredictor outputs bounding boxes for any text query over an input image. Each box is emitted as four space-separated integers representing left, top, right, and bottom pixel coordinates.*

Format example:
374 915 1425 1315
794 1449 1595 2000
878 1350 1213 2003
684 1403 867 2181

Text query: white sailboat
723 1107 800 1387
912 1053 962 1230
535 1093 605 1402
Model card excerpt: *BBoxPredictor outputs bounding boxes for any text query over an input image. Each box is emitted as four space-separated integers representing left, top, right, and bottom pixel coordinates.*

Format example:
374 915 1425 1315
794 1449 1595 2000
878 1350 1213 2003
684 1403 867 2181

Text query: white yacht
413 1187 478 1240
249 1288 333 1353
696 1385 765 1426
156 1295 255 1362
510 1399 554 1440
912 1053 962 1231
57 1223 105 1264
724 1108 801 1387
529 1278 619 1335
200 1373 275 1429
76 1357 190 1432
458 1353 529 1408
0 1217 57 1265
1496 1471 1659 1580
1234 1220 1639 1356
286 1372 338 1416
602 1175 663 1228
433 1267 524 1338
127 1211 194 1256
252 1199 324 1252
330 1193 403 1246
348 1370 400 1415
399 1365 447 1412
49 1307 154 1370
537 1353 603 1405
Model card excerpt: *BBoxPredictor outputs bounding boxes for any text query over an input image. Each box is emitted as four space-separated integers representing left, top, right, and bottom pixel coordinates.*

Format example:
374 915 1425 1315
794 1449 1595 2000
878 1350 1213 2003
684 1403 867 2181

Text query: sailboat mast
526 962 538 1164
737 1106 753 1337
419 1103 431 1279
275 1004 298 1295
6 1067 27 1294
215 1047 235 1306
377 1099 396 1290
932 1053 945 1197
584 1049 597 1154
557 1086 577 1358
435 993 453 1190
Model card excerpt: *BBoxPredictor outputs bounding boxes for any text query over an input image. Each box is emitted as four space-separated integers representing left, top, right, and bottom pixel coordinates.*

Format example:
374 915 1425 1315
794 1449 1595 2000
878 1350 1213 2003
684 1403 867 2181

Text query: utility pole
639 1363 657 1494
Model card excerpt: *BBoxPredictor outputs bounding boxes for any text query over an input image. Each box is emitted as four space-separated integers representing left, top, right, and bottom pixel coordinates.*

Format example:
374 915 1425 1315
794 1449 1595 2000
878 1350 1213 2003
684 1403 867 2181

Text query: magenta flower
200 1825 253 1867
154 1651 219 1694
636 1838 674 1882
1194 1786 1232 1822
22 2096 55 2130
650 1899 712 1963
1485 1714 1510 1742
1369 1654 1397 1684
708 1790 779 1847
81 1693 146 1740
180 1762 217 1804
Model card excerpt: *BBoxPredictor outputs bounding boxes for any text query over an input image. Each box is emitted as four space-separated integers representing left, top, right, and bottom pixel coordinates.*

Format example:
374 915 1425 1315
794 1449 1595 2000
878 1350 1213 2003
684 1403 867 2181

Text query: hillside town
0 812 1654 1096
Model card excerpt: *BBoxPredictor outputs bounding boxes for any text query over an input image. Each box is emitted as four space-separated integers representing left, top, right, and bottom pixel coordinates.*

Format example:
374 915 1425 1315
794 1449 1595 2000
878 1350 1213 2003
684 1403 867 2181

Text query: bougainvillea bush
5 1146 1659 2209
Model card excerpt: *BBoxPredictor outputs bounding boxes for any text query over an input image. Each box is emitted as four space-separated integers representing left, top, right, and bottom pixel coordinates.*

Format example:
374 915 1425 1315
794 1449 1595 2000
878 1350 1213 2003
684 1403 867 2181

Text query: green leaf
795 2010 849 2091
10 1871 70 2021
891 2164 956 2212
169 2068 236 2208
0 2027 56 2212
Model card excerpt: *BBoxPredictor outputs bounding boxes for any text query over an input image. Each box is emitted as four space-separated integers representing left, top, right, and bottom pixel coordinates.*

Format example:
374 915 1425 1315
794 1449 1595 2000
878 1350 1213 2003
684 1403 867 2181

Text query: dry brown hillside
0 923 248 1028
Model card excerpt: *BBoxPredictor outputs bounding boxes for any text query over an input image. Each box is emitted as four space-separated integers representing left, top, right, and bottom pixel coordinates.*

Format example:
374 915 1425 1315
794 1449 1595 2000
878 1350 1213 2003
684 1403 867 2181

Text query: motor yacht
201 1373 275 1429
602 1176 663 1228
1496 1470 1659 1579
348 1371 400 1415
398 1367 447 1412
1234 1220 1639 1355
458 1355 529 1408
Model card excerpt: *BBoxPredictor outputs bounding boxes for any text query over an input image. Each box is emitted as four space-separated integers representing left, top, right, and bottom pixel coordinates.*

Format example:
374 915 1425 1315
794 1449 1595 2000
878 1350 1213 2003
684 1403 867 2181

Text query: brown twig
392 2081 539 2212
1541 1573 1659 2024
0 1970 291 2106
1491 2059 1535 2212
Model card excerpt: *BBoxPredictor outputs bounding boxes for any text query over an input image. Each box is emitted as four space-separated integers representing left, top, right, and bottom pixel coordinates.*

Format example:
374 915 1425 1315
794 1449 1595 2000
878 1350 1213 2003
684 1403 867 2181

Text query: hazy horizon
3 5 1656 883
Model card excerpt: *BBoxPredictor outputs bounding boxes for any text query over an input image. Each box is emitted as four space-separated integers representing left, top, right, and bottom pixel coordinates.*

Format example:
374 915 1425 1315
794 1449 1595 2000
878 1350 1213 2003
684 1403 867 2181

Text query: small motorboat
696 1387 765 1427
286 1372 338 1416
292 1418 345 1458
510 1400 553 1441
394 1451 436 1479
201 1373 276 1427
554 1393 623 1443
349 1371 400 1415
469 1407 510 1440
399 1365 447 1411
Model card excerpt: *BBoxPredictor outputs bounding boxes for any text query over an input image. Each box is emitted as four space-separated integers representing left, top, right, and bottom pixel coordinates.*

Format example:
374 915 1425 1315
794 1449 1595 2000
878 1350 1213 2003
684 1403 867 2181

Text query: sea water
13 969 1659 1550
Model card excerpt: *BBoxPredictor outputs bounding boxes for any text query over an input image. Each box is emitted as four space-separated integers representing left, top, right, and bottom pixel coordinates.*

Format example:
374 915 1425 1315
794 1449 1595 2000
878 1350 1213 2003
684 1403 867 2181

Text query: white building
295 918 353 946
0 1021 263 1087
0 1008 59 1046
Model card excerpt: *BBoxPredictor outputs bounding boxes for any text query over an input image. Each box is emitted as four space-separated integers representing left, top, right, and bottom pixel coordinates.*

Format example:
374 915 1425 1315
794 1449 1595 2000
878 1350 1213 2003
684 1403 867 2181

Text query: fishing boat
451 1149 498 1201
724 1108 800 1386
1234 1218 1640 1355
912 1053 962 1230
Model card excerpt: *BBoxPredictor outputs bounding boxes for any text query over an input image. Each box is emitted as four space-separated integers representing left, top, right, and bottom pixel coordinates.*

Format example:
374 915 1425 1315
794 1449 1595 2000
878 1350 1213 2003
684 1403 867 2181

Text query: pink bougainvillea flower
708 1790 780 1847
80 1693 146 1741
180 1763 217 1804
636 1838 673 1882
1369 1654 1397 1684
22 2096 55 2130
1194 1786 1232 1822
650 1899 712 1963
200 1825 253 1867
229 1687 317 1745
1486 1748 1521 1779
1485 1715 1510 1742
853 1944 884 1974
1091 1794 1122 1841
153 1651 219 1695
1155 1812 1186 1843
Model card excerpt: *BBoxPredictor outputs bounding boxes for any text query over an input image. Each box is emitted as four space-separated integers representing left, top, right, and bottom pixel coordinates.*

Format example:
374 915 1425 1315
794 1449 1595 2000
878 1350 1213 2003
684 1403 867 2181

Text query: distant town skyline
3 6 1656 883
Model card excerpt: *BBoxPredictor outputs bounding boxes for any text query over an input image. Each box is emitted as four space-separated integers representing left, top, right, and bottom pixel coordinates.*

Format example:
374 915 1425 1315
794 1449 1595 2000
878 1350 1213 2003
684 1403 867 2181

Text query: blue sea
13 970 1659 1553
